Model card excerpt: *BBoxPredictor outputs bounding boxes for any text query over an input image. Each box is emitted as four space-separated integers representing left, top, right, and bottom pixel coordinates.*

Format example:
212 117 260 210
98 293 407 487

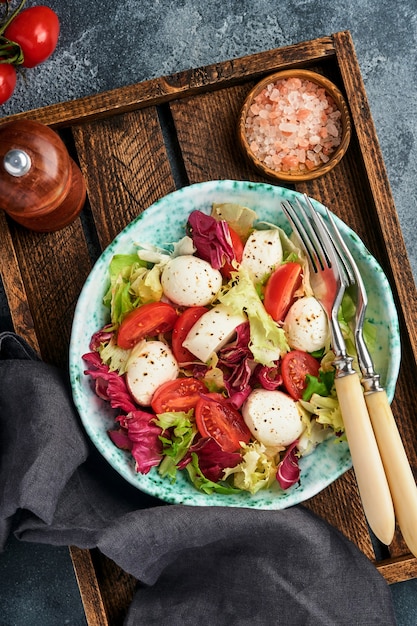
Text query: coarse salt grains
244 76 343 174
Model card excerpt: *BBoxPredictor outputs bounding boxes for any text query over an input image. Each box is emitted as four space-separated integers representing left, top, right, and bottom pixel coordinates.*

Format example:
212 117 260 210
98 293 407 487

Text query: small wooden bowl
238 69 351 182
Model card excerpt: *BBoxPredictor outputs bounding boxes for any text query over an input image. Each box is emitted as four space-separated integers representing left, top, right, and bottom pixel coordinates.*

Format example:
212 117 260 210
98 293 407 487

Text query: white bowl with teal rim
69 180 401 509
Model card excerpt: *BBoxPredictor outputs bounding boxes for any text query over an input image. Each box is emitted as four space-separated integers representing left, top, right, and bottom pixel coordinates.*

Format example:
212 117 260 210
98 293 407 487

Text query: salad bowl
69 180 401 509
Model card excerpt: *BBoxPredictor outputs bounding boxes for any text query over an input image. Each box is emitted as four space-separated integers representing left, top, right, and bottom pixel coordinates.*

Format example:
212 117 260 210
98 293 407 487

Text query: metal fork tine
293 197 327 271
281 200 320 272
314 212 355 292
316 206 375 382
282 196 349 292
319 216 355 287
321 213 356 287
298 194 350 288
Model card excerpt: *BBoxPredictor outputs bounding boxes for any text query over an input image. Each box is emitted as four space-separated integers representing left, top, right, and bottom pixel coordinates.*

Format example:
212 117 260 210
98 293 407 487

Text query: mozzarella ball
182 304 247 363
242 389 304 448
241 229 283 281
161 255 222 306
283 296 329 353
126 340 179 406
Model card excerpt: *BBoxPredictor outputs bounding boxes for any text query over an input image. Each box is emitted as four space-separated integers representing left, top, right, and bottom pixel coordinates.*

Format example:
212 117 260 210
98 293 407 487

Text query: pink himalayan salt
244 76 342 174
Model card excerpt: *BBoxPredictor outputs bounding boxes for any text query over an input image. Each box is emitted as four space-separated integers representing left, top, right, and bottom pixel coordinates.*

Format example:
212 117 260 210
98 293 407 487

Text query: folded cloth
0 331 397 625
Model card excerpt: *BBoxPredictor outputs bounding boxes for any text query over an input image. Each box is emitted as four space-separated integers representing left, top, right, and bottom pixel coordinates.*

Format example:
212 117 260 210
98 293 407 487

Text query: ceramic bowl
238 69 352 182
69 180 400 509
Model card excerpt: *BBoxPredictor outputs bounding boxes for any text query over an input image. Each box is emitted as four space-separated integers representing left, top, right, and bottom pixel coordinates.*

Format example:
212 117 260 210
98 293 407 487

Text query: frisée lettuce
219 268 289 366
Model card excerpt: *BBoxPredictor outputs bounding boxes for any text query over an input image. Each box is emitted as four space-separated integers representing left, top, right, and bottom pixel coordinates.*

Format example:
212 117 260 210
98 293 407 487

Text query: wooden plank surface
72 108 176 247
0 213 39 351
1 30 416 626
69 547 109 626
170 84 262 183
0 37 336 129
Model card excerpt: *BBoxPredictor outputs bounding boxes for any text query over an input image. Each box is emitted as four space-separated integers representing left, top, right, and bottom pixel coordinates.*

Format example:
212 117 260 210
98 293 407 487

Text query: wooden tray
1 30 416 625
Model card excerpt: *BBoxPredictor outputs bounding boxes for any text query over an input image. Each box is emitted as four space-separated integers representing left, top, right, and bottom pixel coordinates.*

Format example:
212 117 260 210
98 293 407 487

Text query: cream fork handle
365 389 417 557
335 373 395 545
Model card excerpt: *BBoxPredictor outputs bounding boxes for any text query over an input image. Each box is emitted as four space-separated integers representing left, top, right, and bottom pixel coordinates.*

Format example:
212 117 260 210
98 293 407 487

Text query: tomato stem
0 0 25 64
0 37 23 64
0 0 26 35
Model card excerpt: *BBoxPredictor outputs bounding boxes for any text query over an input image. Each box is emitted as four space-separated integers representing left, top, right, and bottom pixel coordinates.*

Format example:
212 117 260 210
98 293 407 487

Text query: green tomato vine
0 0 27 66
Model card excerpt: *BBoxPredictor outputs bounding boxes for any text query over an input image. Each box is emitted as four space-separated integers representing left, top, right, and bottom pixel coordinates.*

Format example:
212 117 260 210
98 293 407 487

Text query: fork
317 205 417 558
281 196 395 546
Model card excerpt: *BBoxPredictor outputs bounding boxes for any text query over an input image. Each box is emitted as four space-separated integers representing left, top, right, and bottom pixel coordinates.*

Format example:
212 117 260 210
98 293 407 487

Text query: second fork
282 196 395 545
317 205 417 558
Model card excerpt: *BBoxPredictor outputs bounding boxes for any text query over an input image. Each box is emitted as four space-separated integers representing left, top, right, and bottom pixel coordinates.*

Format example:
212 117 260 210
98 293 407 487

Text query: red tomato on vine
4 5 60 68
0 63 16 104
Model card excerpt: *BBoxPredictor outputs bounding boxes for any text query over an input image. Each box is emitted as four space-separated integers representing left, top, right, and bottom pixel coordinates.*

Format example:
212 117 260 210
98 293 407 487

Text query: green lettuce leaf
185 453 241 494
155 410 197 481
98 338 131 375
219 268 289 366
303 368 335 401
210 203 258 239
223 441 277 494
107 254 142 285
340 290 378 356
130 264 164 304
296 411 333 457
299 393 344 433
103 253 166 325
103 254 144 324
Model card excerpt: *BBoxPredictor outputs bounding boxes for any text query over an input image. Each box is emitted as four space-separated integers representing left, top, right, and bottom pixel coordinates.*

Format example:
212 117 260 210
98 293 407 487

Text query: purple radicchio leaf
116 411 163 474
187 210 234 270
254 363 283 390
83 352 137 413
178 436 241 482
276 441 300 490
108 427 132 451
89 324 114 351
218 322 253 408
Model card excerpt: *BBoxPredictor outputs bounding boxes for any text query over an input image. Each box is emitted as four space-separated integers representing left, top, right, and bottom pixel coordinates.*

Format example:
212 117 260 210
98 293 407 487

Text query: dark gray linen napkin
0 331 397 625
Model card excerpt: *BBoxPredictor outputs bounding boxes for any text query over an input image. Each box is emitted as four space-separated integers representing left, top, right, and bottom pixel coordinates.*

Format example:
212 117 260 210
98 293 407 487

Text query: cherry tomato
221 227 244 278
151 377 207 413
263 262 303 322
172 306 208 364
117 302 178 349
4 6 60 68
195 393 252 452
0 64 16 105
281 350 320 400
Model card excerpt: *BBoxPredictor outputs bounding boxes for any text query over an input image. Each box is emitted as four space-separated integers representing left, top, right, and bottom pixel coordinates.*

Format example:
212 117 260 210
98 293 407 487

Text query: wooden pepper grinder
0 119 86 232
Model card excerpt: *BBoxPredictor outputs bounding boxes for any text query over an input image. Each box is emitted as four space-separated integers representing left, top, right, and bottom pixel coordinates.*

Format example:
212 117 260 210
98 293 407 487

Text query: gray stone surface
2 0 417 282
1 0 416 624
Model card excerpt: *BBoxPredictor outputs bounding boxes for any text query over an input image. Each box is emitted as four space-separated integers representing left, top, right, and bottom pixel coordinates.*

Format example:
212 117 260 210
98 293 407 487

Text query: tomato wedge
263 262 303 322
281 350 320 400
151 377 207 413
172 306 208 364
117 302 178 349
195 393 252 452
221 226 244 278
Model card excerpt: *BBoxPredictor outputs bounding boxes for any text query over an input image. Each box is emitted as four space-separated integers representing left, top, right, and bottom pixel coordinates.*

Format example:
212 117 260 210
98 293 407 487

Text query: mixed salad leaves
83 202 374 496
